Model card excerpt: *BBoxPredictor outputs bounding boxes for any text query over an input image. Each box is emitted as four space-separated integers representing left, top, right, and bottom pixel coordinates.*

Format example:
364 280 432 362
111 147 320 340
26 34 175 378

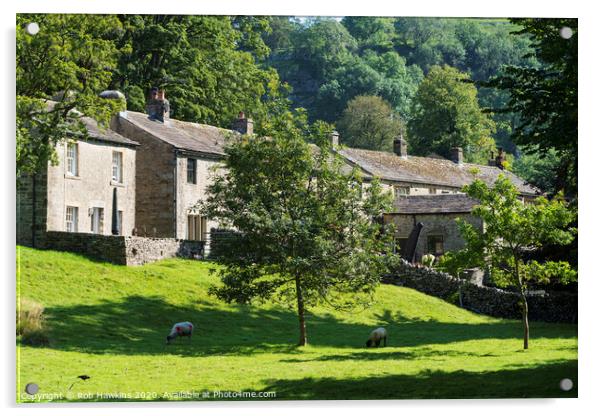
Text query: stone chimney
232 111 254 136
450 147 463 165
494 147 506 170
393 134 408 159
331 130 339 149
146 87 170 123
99 90 127 118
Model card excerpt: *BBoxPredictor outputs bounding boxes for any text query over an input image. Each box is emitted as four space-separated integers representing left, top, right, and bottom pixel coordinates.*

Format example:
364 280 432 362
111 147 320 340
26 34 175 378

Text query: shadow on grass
32 295 577 357
261 359 578 400
49 360 577 402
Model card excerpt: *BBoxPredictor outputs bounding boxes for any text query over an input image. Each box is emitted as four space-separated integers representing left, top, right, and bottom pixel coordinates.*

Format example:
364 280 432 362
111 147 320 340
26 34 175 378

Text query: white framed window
112 151 123 183
394 186 410 199
428 187 437 195
65 206 78 232
187 158 197 184
90 207 104 234
66 143 78 176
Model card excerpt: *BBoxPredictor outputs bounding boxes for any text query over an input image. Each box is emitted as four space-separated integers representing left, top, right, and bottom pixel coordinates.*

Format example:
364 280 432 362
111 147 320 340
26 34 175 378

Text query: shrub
17 298 49 346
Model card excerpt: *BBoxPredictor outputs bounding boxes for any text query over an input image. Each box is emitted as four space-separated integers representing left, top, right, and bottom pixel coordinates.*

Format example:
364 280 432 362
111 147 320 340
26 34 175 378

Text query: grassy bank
16 246 577 401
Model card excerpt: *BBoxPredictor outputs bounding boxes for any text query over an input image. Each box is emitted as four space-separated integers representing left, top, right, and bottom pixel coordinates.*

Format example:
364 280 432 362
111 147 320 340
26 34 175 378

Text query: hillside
17 246 577 401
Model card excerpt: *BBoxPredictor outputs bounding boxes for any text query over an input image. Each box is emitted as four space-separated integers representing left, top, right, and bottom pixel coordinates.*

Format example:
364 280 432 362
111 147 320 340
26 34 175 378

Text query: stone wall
46 139 137 236
43 231 204 266
384 212 483 260
174 153 222 240
16 171 48 247
112 115 176 237
383 260 577 323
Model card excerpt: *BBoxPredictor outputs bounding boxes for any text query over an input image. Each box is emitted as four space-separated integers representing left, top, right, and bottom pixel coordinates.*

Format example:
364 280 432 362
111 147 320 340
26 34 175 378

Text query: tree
407 65 496 163
112 15 282 128
341 17 396 53
512 148 562 195
16 14 124 176
336 96 404 152
488 18 577 195
444 176 576 349
200 113 398 346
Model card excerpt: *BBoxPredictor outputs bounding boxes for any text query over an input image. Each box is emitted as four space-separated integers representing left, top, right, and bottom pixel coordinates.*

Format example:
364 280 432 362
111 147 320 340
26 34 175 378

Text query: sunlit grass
16 246 577 401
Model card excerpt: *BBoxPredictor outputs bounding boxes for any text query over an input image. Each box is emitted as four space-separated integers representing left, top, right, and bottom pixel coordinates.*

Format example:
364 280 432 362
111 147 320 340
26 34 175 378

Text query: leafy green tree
292 19 357 82
445 176 576 349
407 65 496 163
112 15 282 128
336 95 404 152
488 18 577 195
512 148 562 195
342 17 396 53
200 113 398 346
16 14 124 176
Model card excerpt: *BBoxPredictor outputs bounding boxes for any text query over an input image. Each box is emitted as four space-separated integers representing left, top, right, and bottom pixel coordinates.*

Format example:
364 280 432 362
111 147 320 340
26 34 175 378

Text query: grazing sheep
166 321 194 344
366 327 387 348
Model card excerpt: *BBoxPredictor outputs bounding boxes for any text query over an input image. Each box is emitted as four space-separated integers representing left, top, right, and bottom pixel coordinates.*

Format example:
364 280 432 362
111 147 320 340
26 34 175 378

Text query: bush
17 298 49 346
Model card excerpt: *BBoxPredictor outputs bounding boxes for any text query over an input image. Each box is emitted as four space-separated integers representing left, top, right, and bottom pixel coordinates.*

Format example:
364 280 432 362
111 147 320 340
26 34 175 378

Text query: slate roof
121 111 229 157
80 116 139 147
391 194 480 214
44 100 138 147
337 147 540 196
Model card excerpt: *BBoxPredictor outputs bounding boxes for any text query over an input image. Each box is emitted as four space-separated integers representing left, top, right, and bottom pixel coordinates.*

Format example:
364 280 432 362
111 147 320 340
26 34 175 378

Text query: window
112 151 123 183
187 215 207 241
117 210 123 235
66 143 78 176
65 206 78 232
91 207 104 234
428 187 437 195
395 238 408 256
394 186 410 199
427 235 445 257
187 158 197 184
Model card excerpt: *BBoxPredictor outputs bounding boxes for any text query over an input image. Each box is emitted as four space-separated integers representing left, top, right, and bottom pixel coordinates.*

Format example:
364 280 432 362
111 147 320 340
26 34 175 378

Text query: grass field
16 246 578 402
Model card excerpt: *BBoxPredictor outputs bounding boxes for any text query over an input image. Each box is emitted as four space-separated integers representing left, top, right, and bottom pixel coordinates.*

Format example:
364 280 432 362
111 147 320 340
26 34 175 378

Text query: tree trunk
295 274 308 346
521 293 529 350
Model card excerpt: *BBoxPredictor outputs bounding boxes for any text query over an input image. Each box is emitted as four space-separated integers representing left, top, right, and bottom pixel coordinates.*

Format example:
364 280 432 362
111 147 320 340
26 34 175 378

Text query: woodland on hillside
17 15 577 195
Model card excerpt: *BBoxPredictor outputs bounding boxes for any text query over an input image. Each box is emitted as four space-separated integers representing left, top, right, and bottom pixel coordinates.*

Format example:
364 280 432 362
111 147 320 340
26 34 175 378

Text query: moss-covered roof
337 147 540 196
121 111 230 157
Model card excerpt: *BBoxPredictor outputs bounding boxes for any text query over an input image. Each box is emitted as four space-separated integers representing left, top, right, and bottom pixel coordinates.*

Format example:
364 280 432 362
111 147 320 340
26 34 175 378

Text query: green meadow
17 246 577 401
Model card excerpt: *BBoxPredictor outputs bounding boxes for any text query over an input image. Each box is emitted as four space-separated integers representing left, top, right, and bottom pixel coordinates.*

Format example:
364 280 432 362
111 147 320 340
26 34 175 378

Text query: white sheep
366 327 387 348
166 321 194 344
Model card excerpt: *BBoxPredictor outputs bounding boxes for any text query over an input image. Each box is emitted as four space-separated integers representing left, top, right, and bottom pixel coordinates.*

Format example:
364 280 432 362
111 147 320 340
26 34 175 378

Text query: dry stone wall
43 231 204 266
383 260 577 323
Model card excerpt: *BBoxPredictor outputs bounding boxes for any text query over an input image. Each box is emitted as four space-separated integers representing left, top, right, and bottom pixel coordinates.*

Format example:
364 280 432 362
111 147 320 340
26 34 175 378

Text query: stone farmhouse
17 112 139 248
16 89 541 265
335 136 540 261
108 90 242 242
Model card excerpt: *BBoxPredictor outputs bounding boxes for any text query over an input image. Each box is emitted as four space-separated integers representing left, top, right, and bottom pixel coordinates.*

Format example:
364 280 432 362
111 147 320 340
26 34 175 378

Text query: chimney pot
232 111 253 136
146 87 170 123
450 147 463 164
331 130 339 149
393 135 407 159
495 147 506 170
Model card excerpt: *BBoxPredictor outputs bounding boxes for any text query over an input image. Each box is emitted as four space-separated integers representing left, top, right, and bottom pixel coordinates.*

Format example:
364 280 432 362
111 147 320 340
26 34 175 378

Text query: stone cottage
17 112 139 247
335 135 541 261
109 91 249 243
